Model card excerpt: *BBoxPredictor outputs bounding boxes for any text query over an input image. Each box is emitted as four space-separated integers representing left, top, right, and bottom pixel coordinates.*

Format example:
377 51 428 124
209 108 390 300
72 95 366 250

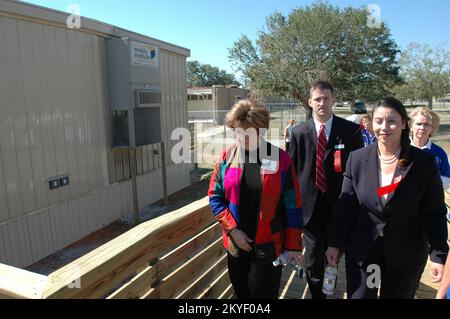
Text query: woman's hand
436 283 449 299
431 262 445 283
286 250 304 266
229 229 253 252
325 247 340 266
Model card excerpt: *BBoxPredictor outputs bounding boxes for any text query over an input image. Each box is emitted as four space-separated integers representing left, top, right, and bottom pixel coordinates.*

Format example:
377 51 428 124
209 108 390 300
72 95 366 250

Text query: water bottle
273 252 304 279
322 265 338 296
273 251 291 267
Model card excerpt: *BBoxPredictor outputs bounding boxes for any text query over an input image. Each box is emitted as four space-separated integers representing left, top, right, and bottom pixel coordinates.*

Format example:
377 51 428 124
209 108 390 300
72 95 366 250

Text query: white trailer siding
0 1 191 267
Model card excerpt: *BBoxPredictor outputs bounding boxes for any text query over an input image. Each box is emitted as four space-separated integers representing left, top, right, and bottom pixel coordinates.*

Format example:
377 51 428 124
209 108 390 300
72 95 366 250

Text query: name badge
334 144 345 150
261 159 277 172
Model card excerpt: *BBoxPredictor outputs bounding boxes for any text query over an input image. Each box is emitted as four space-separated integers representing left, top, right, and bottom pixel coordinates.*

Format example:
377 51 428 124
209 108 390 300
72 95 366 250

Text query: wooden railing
0 197 232 299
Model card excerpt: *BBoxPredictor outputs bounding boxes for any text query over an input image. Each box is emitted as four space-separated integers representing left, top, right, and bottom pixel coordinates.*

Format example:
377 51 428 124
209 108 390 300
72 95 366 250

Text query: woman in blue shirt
410 107 450 191
360 114 376 147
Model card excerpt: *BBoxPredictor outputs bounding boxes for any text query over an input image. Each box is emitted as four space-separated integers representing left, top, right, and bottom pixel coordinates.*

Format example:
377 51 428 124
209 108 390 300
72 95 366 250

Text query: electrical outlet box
60 176 69 186
48 175 70 190
49 179 60 190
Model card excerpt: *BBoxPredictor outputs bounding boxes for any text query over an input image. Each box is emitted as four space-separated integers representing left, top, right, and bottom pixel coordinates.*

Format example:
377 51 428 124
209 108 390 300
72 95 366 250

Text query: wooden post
130 148 140 225
161 142 169 207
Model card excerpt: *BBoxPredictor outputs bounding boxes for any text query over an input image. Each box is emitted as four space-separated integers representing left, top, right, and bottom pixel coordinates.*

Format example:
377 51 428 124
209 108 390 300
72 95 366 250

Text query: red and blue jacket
208 142 303 257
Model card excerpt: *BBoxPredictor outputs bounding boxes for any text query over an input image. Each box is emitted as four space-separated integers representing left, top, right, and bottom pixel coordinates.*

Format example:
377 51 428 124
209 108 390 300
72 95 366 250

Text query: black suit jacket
330 143 449 267
289 115 363 226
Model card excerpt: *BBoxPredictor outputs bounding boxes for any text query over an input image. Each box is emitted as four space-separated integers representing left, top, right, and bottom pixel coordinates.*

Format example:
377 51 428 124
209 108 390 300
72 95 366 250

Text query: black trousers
227 251 282 299
285 142 290 153
303 225 330 299
346 237 426 299
303 193 333 299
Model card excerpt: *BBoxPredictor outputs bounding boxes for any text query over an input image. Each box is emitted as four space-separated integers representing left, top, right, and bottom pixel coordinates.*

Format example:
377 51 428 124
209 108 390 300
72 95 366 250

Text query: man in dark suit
289 81 364 298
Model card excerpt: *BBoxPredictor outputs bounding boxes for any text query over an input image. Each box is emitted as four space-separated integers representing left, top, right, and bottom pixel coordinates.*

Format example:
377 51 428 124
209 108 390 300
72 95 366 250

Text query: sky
22 0 450 75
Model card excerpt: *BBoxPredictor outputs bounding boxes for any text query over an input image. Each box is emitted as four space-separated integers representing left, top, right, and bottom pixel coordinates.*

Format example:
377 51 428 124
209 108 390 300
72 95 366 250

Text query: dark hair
372 96 410 167
310 80 334 97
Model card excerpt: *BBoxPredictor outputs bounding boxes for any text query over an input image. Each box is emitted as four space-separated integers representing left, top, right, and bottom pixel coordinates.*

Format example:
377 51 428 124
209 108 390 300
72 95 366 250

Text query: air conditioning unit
135 89 162 107
106 38 162 147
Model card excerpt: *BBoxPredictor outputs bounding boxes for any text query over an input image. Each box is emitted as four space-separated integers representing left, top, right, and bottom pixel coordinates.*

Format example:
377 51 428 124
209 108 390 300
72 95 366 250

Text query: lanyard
377 176 402 197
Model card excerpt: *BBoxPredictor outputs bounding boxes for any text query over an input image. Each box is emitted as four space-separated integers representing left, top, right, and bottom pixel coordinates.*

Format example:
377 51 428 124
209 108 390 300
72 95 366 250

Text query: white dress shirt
410 138 432 150
313 115 333 141
378 167 394 237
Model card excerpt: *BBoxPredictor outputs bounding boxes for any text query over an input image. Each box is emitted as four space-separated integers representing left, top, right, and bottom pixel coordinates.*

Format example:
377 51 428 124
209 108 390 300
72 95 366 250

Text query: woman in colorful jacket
208 99 303 299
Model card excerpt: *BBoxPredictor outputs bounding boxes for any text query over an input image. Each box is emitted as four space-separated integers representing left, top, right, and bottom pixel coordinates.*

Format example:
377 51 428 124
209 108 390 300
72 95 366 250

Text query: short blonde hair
360 114 371 125
409 107 440 136
225 99 270 129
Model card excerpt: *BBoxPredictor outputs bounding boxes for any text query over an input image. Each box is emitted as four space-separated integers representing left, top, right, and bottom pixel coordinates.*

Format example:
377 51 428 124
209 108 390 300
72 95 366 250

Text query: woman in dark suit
325 97 449 299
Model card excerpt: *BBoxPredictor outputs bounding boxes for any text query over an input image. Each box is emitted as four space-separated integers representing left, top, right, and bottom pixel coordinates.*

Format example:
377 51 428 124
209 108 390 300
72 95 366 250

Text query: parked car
334 101 344 107
351 100 367 114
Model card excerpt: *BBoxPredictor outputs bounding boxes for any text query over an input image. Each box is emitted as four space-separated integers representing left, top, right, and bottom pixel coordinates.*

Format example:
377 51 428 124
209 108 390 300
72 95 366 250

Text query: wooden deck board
279 256 439 299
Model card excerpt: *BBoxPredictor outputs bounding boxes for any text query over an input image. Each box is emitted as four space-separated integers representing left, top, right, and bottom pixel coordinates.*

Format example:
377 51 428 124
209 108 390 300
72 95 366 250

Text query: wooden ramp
0 192 448 299
279 256 347 299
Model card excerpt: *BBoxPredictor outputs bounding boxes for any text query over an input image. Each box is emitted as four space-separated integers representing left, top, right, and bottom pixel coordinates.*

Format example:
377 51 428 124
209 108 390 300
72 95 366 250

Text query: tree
397 43 450 109
187 60 240 87
392 82 419 107
228 2 402 117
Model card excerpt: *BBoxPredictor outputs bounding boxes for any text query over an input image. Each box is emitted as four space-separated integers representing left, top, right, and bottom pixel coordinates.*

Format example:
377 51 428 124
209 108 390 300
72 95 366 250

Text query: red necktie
316 124 327 193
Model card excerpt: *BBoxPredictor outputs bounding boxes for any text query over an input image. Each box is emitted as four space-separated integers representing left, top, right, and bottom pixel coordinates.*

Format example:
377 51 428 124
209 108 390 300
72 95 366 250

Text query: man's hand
286 250 304 266
325 247 340 266
229 229 253 252
431 262 445 283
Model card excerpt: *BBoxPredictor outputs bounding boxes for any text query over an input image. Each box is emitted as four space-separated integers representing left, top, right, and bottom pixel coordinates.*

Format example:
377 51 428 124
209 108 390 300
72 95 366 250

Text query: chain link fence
188 103 306 169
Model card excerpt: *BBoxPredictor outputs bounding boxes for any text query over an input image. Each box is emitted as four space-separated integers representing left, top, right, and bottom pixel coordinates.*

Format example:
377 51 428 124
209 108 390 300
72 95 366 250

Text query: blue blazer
330 143 449 268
